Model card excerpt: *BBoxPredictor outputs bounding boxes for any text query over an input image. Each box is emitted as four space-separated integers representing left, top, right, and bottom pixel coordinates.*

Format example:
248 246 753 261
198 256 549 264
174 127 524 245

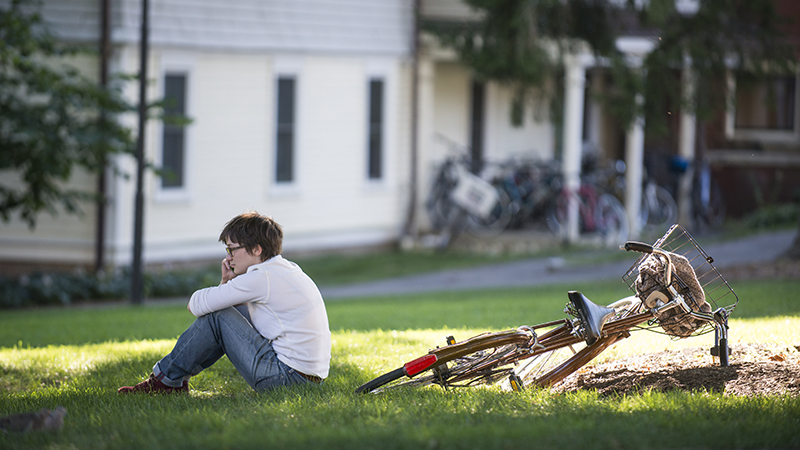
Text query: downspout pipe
94 0 110 273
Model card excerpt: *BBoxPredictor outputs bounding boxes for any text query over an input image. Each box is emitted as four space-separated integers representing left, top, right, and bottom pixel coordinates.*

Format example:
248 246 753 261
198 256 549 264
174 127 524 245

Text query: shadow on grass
0 304 194 349
562 364 743 397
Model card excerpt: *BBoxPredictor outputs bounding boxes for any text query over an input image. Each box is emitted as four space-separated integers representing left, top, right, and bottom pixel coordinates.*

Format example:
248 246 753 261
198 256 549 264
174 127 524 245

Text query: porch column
677 64 696 226
562 56 586 244
416 58 436 232
616 37 655 240
625 94 645 239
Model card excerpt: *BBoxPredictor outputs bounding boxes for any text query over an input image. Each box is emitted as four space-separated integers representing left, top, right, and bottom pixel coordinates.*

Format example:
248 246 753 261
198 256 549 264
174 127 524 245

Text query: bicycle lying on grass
356 224 738 394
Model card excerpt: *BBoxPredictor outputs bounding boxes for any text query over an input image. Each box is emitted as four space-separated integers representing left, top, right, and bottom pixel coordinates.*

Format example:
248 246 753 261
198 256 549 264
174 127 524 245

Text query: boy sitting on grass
119 212 331 393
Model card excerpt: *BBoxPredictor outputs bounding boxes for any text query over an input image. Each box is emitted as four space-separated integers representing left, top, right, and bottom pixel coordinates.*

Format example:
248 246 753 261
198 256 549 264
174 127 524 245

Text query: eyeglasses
225 246 247 256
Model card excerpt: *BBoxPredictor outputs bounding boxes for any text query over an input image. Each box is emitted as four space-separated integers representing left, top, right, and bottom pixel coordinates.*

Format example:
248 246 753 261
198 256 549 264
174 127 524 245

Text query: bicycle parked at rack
490 159 563 231
545 177 630 245
426 153 513 249
692 158 726 233
667 155 726 233
355 224 737 394
602 159 678 232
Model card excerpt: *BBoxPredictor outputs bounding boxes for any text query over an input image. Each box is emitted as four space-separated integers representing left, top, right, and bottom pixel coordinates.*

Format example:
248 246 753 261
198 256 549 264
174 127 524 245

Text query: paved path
319 229 797 300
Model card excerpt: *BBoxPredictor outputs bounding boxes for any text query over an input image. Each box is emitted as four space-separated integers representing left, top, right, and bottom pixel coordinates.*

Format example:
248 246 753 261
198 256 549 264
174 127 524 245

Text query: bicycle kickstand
710 310 731 367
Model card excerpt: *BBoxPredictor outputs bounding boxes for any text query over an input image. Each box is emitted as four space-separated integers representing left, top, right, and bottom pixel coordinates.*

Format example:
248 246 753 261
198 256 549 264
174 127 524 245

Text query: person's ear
253 245 263 257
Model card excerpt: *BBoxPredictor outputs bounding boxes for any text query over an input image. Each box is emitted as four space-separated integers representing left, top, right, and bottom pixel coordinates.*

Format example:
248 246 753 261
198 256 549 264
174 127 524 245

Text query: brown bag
635 252 711 338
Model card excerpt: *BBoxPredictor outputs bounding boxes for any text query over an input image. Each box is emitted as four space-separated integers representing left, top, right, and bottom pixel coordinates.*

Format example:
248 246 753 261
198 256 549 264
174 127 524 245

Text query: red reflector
404 354 438 377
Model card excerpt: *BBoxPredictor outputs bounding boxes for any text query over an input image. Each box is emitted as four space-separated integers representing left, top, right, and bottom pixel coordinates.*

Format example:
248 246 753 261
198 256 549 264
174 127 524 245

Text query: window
469 80 485 173
161 74 186 188
276 77 295 183
728 73 800 142
735 75 796 130
368 78 384 180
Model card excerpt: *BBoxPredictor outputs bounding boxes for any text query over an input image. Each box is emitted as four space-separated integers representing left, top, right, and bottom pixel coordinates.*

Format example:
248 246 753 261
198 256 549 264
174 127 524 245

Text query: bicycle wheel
426 177 459 231
692 175 726 232
595 193 629 244
512 296 642 388
514 333 626 388
354 367 406 394
546 189 582 237
644 185 677 230
355 329 534 394
465 187 513 237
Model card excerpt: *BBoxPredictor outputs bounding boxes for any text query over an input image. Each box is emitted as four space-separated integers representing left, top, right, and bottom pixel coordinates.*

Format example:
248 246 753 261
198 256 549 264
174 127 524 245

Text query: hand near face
222 241 263 283
221 258 236 284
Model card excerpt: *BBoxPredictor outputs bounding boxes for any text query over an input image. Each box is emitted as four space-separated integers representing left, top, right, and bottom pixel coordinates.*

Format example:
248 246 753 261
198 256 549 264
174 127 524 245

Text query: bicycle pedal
508 373 525 392
446 335 456 345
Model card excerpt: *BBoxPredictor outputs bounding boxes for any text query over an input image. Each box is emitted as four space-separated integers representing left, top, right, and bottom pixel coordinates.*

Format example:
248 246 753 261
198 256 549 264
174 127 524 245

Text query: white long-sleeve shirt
188 255 331 379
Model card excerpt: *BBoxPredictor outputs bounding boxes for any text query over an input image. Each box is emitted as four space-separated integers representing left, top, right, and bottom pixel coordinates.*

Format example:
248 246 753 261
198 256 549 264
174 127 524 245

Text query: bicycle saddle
568 291 616 346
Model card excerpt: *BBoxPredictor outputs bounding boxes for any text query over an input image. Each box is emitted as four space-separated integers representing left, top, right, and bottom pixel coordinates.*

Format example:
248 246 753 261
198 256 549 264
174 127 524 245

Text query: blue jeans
153 307 310 391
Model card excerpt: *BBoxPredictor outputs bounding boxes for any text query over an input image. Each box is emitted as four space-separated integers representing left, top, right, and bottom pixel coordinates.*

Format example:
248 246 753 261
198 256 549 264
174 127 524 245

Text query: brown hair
218 211 283 261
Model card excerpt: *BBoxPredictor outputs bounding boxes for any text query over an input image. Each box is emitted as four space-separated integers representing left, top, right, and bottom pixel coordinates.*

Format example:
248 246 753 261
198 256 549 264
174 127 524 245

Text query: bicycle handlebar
620 241 653 253
621 241 673 291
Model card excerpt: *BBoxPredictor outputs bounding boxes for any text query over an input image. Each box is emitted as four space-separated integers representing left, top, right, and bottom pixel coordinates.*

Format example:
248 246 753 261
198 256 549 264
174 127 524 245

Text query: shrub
0 266 218 309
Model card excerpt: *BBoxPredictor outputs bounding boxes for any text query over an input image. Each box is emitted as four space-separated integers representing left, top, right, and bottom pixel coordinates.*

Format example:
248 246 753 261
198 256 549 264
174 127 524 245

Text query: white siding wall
106 47 410 265
33 0 101 43
431 62 471 155
34 0 414 56
484 83 556 162
424 62 554 172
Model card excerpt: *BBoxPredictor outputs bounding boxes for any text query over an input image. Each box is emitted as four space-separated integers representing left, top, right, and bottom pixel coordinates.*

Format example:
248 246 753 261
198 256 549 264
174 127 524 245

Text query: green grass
291 249 532 286
1 279 799 449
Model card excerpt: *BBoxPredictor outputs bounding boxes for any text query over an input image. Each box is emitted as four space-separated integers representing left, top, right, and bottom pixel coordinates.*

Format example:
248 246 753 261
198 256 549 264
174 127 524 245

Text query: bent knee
253 372 289 391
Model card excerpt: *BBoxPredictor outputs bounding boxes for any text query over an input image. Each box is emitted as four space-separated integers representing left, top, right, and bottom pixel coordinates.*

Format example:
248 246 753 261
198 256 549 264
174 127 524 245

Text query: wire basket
622 224 739 336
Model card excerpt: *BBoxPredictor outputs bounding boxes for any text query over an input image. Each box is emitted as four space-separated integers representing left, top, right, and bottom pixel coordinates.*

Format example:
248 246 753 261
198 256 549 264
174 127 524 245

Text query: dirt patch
551 259 800 398
553 342 800 397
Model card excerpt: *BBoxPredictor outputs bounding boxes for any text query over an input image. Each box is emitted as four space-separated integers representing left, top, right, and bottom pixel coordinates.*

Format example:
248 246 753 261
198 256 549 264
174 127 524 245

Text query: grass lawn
1 278 799 449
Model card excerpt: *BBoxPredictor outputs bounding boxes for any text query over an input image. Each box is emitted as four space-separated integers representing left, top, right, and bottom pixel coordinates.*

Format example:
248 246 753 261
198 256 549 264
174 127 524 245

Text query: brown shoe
118 373 188 394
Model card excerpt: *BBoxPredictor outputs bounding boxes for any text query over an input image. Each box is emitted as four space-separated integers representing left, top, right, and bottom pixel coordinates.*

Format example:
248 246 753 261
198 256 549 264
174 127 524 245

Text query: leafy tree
0 0 136 228
423 0 797 134
639 0 796 135
424 0 622 126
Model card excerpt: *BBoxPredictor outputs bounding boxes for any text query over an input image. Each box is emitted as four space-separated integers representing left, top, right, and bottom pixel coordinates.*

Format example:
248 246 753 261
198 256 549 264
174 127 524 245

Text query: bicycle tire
692 167 726 232
465 187 513 237
644 185 677 230
426 184 468 250
514 296 642 388
426 179 459 231
595 193 629 244
400 343 525 390
517 333 626 388
546 189 581 237
354 367 406 394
